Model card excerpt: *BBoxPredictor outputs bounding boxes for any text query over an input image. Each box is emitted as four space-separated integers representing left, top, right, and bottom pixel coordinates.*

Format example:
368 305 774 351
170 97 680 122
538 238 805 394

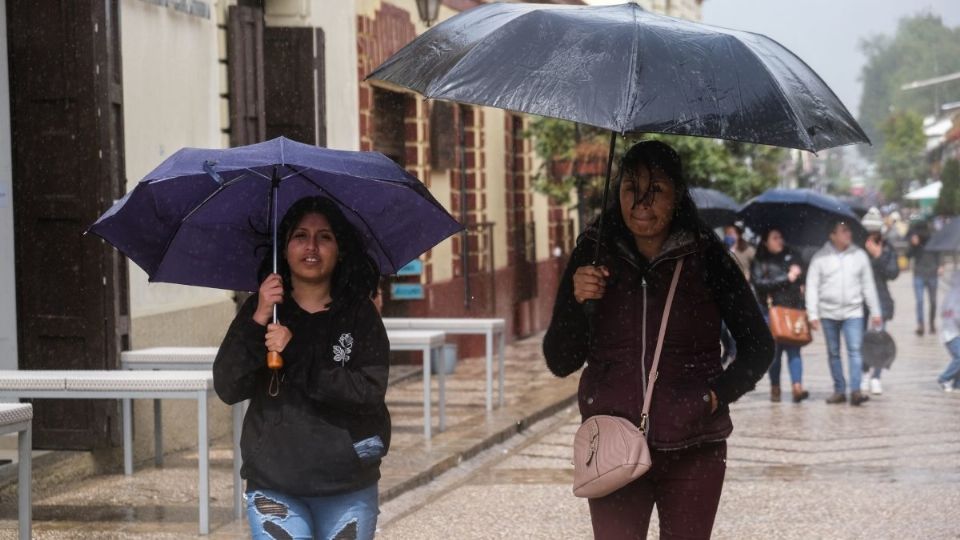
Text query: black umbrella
368 2 868 266
738 188 866 248
689 188 741 228
924 217 960 252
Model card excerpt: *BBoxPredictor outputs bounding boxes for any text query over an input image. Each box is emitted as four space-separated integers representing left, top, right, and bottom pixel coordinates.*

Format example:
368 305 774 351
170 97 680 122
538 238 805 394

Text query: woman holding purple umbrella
214 196 389 540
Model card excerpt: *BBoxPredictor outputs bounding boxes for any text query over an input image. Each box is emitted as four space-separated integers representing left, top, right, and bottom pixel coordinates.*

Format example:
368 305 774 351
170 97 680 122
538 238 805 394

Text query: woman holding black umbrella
544 141 773 539
214 196 389 540
752 229 809 403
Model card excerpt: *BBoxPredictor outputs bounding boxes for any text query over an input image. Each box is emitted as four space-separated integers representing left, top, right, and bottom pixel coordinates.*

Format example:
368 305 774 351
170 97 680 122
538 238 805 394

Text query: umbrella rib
285 166 400 272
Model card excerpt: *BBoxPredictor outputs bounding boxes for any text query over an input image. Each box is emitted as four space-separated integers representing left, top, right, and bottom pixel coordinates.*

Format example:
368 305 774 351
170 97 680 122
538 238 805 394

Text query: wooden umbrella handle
267 351 283 369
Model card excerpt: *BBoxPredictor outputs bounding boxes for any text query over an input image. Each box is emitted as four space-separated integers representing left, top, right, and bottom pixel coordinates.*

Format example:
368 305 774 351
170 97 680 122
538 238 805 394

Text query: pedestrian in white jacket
937 270 960 391
805 221 881 406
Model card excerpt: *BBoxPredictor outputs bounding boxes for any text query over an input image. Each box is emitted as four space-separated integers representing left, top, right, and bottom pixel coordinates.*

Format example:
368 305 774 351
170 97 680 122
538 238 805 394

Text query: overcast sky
586 0 960 116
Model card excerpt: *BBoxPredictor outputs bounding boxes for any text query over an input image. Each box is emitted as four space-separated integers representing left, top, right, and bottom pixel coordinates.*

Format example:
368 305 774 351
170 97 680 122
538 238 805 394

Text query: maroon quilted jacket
544 225 773 450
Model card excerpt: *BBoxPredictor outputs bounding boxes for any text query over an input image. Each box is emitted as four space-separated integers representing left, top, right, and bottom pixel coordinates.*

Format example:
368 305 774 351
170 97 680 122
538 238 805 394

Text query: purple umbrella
88 137 462 293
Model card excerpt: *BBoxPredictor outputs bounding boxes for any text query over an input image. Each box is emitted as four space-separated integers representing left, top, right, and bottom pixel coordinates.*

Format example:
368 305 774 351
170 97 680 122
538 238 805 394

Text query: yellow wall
121 0 233 318
484 108 509 271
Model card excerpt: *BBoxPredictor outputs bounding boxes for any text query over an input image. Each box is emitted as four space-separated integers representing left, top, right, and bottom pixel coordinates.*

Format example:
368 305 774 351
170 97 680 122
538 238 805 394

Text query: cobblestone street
380 271 960 539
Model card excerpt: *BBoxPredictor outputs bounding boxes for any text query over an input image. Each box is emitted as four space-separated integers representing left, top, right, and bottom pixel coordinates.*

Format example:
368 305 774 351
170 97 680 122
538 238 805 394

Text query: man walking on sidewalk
806 220 882 406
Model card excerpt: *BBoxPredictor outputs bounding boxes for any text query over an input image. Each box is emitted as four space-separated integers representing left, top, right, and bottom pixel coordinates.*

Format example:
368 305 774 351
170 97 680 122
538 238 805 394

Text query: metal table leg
232 401 244 518
498 330 506 407
153 399 163 467
485 331 494 411
436 345 446 432
197 392 210 535
423 348 431 440
17 421 31 540
122 398 133 476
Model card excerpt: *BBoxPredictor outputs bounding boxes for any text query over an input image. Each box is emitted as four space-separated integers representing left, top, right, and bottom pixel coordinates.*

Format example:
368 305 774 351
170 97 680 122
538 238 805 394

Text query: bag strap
639 257 684 434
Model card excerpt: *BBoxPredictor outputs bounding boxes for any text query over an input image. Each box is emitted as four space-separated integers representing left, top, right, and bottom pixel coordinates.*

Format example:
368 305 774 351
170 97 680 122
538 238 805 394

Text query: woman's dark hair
602 139 710 240
259 196 380 306
755 228 785 259
724 223 749 252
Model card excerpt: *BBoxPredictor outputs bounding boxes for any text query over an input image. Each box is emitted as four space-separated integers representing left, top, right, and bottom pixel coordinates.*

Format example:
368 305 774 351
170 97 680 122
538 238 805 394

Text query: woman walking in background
908 221 941 336
752 229 808 403
860 208 899 394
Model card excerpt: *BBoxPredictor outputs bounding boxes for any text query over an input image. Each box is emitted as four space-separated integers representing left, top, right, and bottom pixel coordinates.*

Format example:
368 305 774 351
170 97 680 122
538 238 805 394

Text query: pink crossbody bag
572 258 683 499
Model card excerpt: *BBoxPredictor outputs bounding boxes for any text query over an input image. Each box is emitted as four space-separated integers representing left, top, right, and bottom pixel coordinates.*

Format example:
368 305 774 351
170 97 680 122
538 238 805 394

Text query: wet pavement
0 319 577 538
379 271 960 539
1 270 958 538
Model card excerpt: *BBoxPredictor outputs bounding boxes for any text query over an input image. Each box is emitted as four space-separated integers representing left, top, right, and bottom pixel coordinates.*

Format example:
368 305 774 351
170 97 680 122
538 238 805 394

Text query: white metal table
119 347 245 520
385 330 447 439
383 318 506 410
0 371 215 535
0 403 32 540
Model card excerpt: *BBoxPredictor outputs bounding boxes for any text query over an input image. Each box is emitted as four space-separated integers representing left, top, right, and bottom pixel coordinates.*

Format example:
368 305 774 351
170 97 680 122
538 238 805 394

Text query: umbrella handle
267 351 284 369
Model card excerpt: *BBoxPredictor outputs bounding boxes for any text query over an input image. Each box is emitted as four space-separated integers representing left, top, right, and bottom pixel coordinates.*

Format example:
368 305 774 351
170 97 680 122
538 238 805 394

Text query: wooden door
264 26 326 146
8 0 129 449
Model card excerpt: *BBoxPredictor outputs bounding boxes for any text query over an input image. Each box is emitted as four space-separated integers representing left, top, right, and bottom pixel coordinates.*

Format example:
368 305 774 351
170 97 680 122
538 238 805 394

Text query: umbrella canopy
925 217 960 252
904 181 941 201
88 137 462 292
367 2 869 152
690 187 741 228
738 188 866 248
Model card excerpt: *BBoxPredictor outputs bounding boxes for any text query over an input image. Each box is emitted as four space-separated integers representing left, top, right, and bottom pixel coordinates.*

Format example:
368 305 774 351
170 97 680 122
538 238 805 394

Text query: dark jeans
588 441 727 539
914 275 938 327
767 343 802 386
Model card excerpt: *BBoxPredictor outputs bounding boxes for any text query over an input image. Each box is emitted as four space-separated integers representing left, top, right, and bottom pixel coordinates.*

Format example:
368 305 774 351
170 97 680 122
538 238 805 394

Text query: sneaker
825 393 847 404
870 378 883 395
850 391 870 406
860 378 870 393
941 381 955 393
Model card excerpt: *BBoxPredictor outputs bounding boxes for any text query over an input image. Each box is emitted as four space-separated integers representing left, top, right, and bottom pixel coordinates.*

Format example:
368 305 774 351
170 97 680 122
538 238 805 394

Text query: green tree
876 110 927 199
858 14 960 157
935 159 960 215
524 117 786 211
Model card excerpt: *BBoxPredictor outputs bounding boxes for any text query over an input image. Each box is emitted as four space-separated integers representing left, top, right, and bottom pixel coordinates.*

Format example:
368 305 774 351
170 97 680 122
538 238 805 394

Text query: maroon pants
588 441 727 540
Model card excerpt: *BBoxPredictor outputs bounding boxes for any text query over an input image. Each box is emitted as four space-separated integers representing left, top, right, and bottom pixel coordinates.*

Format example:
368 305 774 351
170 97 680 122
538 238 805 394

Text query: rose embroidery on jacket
333 333 354 366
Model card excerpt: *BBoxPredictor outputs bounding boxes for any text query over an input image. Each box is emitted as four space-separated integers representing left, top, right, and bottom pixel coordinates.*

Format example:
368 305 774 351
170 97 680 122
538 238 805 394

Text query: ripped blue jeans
246 483 378 540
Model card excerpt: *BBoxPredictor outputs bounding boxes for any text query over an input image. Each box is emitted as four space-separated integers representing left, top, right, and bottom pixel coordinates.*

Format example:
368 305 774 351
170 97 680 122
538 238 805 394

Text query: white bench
0 403 31 540
0 371 216 535
382 318 506 410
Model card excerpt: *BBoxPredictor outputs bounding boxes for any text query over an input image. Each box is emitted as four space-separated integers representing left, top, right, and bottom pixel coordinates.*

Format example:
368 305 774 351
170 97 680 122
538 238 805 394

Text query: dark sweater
214 295 390 497
543 224 773 449
869 240 900 320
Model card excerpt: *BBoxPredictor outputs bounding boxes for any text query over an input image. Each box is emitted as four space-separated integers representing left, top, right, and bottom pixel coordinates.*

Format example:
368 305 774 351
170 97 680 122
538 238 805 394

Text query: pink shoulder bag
572 258 684 499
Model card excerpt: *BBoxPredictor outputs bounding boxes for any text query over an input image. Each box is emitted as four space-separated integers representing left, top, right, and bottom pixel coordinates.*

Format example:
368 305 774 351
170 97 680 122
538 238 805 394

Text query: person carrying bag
544 141 773 539
752 228 811 403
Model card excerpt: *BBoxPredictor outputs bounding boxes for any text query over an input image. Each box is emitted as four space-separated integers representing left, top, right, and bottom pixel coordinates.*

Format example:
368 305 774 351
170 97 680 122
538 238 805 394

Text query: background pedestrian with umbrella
860 208 900 396
690 187 742 230
738 188 868 264
751 227 809 403
88 137 462 540
367 2 868 537
907 220 943 336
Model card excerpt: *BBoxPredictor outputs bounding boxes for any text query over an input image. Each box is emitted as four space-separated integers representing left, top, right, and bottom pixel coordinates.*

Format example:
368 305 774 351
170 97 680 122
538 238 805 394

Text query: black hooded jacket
214 295 390 497
751 246 805 310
